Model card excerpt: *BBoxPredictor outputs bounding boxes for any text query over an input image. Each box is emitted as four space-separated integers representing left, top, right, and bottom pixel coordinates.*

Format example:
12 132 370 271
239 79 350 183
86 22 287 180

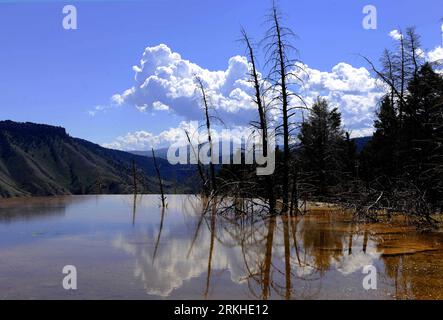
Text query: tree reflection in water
112 195 443 299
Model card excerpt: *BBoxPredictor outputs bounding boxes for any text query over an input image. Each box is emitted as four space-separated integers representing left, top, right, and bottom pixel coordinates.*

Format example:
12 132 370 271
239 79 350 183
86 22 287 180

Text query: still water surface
0 195 442 300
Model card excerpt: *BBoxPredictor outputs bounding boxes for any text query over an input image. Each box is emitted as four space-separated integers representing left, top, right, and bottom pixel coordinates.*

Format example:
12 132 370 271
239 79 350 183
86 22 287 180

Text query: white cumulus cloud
389 29 403 41
102 121 196 150
108 39 443 149
295 62 385 137
428 46 443 63
102 121 259 151
112 44 255 125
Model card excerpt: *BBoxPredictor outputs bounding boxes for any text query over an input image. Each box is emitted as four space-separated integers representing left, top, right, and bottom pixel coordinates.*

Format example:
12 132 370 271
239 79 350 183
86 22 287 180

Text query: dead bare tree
195 76 217 194
153 207 166 262
151 148 166 207
264 3 305 214
363 27 423 120
399 30 406 120
241 28 276 214
405 27 421 78
185 129 209 195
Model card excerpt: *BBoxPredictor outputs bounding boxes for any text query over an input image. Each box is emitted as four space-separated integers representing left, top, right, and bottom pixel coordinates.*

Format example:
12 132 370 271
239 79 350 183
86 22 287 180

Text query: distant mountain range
131 136 372 159
0 121 198 198
131 148 170 160
0 120 372 198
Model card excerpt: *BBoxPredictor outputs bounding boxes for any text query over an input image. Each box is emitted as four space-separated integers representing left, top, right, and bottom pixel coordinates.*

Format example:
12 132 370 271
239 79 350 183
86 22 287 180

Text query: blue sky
0 0 442 149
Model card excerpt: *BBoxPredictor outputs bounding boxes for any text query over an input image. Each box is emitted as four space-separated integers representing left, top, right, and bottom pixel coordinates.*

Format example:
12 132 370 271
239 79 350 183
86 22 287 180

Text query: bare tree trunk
362 229 368 254
196 77 217 193
406 28 420 77
185 129 208 195
289 164 298 216
267 5 294 214
400 34 405 122
283 216 292 299
262 216 276 299
242 29 275 214
290 217 302 266
276 14 290 214
384 50 396 107
204 203 216 299
151 148 166 207
132 194 137 226
153 207 166 262
348 232 353 255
